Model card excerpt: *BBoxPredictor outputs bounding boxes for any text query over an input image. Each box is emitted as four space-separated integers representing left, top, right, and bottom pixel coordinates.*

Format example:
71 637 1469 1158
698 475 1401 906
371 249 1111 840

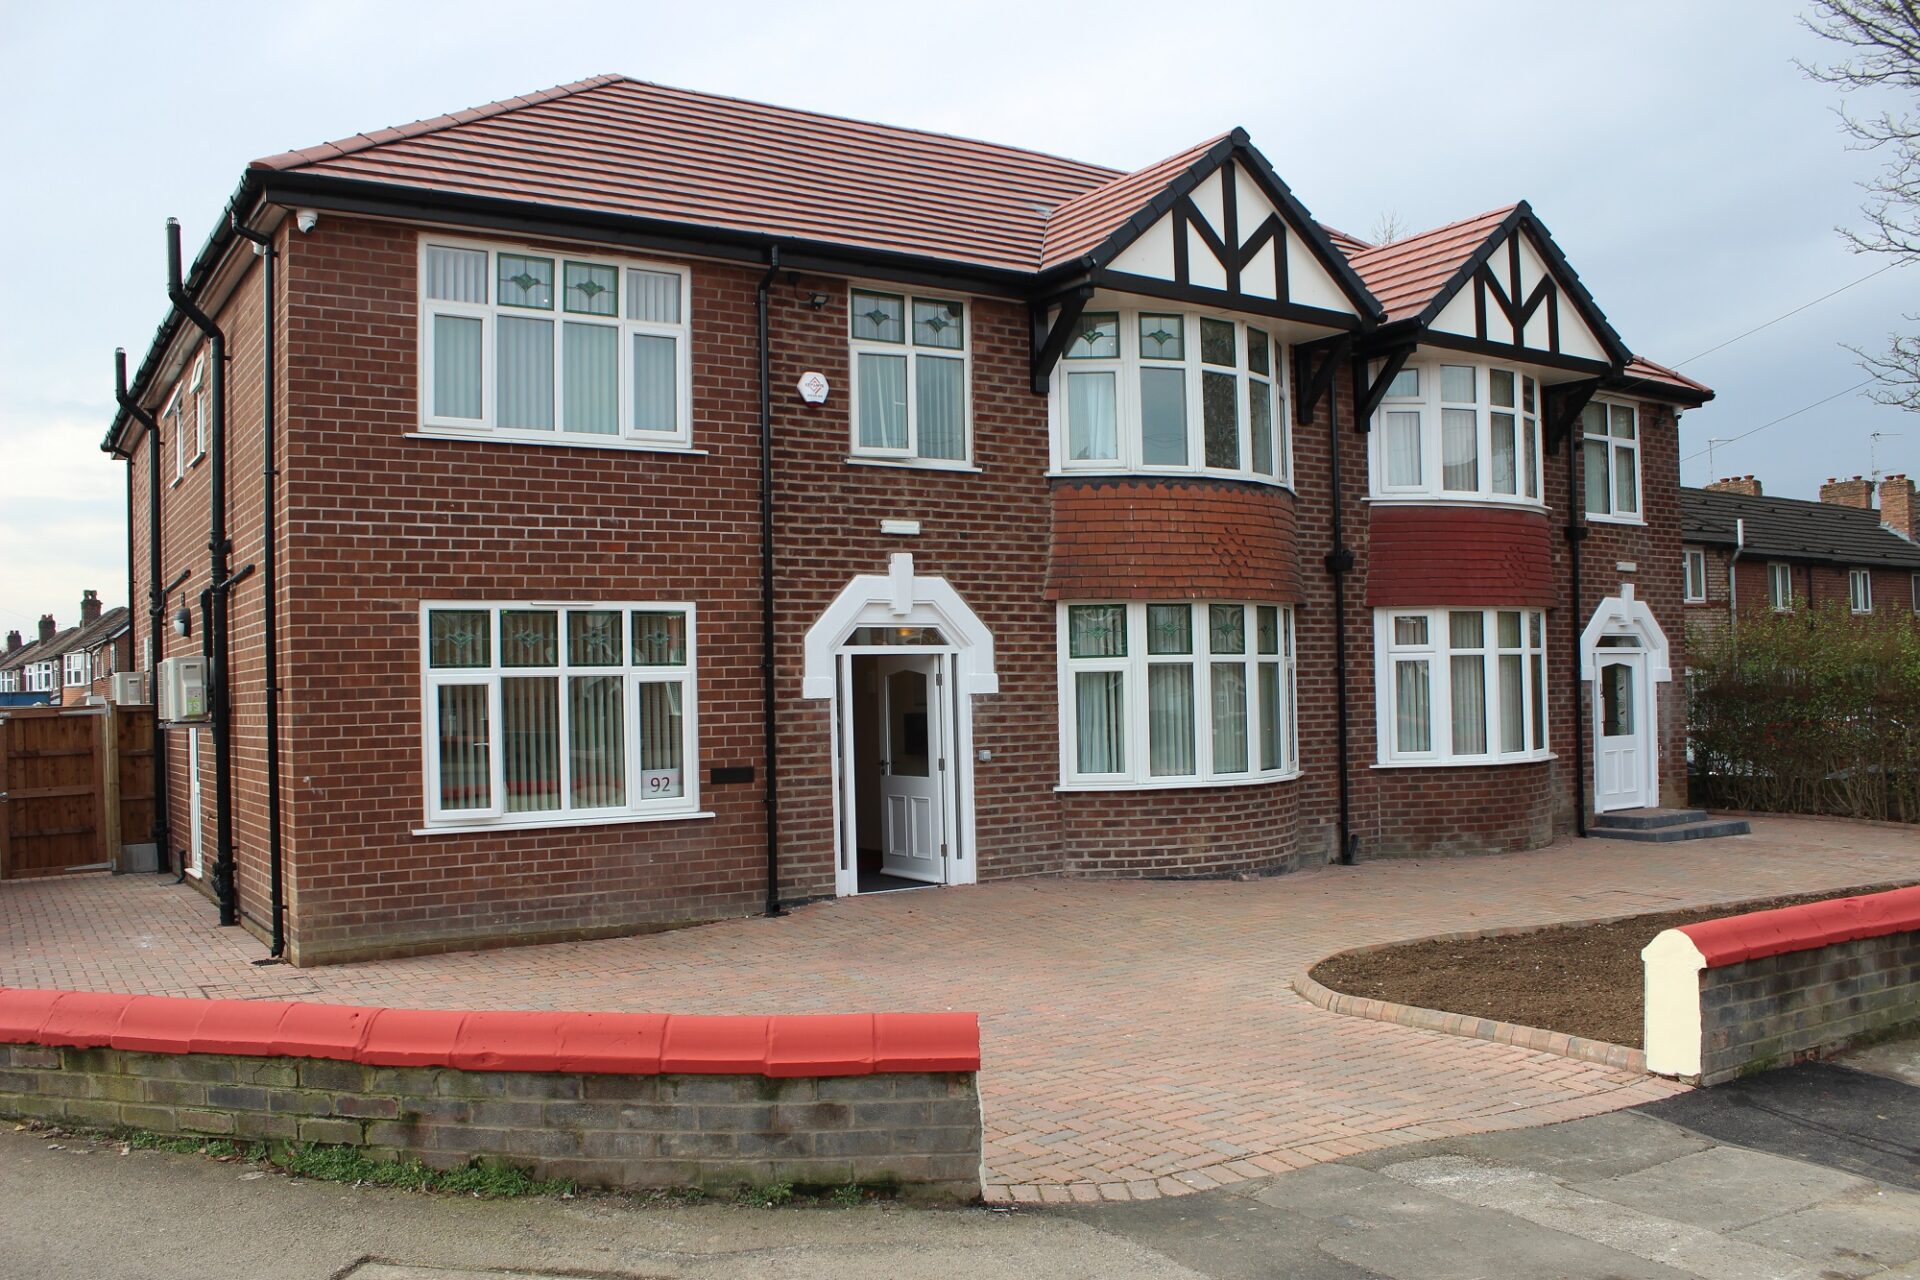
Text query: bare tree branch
1368 210 1407 247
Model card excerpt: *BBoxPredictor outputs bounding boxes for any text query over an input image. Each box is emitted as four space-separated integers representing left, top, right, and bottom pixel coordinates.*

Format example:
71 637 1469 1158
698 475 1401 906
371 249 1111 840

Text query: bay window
1053 307 1289 484
1060 600 1297 787
849 289 970 464
1371 360 1542 503
1582 400 1640 520
421 602 699 828
1376 608 1548 765
420 238 691 447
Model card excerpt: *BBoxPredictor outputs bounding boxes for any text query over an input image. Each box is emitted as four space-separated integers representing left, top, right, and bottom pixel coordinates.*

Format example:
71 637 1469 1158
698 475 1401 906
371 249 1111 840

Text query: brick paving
0 815 1911 1201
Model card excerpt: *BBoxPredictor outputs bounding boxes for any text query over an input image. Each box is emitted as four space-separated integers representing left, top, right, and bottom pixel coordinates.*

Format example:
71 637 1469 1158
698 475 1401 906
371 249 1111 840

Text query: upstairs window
848 289 970 465
189 354 209 463
1583 400 1640 520
64 653 89 687
1377 608 1548 765
1769 563 1794 611
1850 568 1872 614
1684 549 1707 602
1913 572 1919 615
166 391 184 484
1372 360 1541 503
420 239 691 448
1053 307 1289 485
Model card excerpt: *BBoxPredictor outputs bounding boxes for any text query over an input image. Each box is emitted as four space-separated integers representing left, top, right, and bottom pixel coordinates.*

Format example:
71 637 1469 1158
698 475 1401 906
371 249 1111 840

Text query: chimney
1706 475 1763 497
5 630 19 655
1819 475 1874 509
79 588 101 626
38 615 56 643
1881 473 1917 542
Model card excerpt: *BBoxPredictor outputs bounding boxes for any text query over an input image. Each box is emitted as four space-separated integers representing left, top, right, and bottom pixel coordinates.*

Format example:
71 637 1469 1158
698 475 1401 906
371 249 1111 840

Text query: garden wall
1643 886 1920 1085
0 990 982 1199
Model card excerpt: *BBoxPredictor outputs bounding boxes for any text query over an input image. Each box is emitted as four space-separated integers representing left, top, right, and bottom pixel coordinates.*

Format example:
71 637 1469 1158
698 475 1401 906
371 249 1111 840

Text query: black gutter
758 245 783 918
1566 428 1588 837
115 350 172 874
230 216 286 960
1327 360 1356 866
167 218 240 927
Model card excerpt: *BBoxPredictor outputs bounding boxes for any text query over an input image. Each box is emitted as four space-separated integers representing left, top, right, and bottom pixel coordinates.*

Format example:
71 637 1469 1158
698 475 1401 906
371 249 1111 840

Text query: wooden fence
0 704 155 879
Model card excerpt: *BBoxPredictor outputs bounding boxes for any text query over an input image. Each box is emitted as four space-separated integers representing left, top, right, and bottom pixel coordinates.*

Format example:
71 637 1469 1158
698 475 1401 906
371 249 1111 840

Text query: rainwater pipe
113 349 172 873
757 244 783 917
1567 421 1589 837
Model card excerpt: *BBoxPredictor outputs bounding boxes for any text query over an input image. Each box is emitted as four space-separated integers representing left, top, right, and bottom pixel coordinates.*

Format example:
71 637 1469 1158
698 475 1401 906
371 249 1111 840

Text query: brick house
1682 474 1920 638
0 594 130 708
0 618 65 707
102 77 1712 965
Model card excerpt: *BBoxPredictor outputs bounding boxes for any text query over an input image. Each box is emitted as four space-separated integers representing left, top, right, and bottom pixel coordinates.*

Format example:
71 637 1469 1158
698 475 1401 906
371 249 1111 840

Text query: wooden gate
0 704 152 879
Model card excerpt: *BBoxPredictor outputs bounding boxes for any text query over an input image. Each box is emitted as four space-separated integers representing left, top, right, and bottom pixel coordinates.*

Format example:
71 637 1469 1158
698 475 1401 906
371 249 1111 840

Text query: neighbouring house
1682 474 1920 637
102 76 1712 965
0 615 74 707
0 593 133 709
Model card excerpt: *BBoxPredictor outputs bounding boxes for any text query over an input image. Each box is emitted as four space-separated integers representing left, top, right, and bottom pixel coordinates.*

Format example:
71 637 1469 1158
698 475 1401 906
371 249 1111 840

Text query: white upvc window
1769 562 1794 611
1850 568 1873 614
189 353 209 463
1370 360 1542 504
166 390 184 484
1052 307 1290 485
0 670 15 692
63 653 88 687
1684 549 1708 602
26 662 54 693
1582 399 1640 521
1376 608 1549 766
1059 600 1297 789
419 238 693 449
420 602 701 830
1912 572 1919 615
848 288 971 465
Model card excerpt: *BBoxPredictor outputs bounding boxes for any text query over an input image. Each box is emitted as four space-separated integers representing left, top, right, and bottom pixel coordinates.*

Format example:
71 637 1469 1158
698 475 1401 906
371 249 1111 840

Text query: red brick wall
1366 505 1555 607
1046 479 1302 602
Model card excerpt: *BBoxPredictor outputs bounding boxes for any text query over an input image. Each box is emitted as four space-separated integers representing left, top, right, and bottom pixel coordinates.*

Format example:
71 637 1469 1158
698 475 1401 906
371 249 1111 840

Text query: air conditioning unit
111 671 150 706
156 655 208 723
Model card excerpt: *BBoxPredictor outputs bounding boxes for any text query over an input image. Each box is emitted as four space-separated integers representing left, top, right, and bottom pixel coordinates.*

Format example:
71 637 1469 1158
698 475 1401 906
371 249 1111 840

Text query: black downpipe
231 218 285 959
168 218 239 926
115 350 171 873
757 246 782 917
1566 432 1588 837
1327 360 1355 865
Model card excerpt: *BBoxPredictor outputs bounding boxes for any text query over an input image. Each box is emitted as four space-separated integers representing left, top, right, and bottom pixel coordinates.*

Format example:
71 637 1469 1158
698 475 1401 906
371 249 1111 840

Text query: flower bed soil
1308 885 1914 1049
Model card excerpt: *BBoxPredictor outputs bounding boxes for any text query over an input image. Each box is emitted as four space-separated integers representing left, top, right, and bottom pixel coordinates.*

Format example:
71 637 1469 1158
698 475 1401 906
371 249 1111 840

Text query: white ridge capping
1641 928 1708 1078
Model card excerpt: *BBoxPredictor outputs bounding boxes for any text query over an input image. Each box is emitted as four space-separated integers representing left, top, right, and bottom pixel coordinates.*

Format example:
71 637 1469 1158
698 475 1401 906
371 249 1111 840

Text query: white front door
1594 653 1650 812
187 728 204 876
877 655 946 883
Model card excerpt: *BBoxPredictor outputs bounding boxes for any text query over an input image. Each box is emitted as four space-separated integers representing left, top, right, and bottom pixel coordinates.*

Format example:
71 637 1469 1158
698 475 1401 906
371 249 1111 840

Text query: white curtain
432 315 482 419
1212 663 1248 773
1442 408 1478 490
915 355 965 459
1491 411 1517 494
563 323 618 435
435 684 491 811
502 676 560 812
497 316 554 430
859 352 908 449
1396 659 1431 753
632 334 678 434
425 246 487 302
1499 654 1525 753
1067 371 1117 461
1250 380 1274 475
627 269 681 323
1074 671 1125 773
1385 411 1421 486
1149 664 1196 776
640 681 684 798
1614 444 1639 514
569 676 625 807
1451 655 1487 755
1584 438 1610 513
1258 662 1282 771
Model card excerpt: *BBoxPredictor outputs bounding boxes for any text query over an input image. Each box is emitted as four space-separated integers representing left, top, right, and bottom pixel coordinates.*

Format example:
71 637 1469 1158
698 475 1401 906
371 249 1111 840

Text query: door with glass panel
1593 652 1650 811
876 655 945 883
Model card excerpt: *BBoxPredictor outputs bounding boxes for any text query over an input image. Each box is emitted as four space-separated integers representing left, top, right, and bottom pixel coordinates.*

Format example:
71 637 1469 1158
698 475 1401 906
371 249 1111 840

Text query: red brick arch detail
1366 505 1555 607
1046 478 1302 602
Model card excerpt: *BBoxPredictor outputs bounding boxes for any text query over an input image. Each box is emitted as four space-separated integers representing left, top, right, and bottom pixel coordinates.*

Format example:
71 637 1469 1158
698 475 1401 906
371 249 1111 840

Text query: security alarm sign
796 371 830 404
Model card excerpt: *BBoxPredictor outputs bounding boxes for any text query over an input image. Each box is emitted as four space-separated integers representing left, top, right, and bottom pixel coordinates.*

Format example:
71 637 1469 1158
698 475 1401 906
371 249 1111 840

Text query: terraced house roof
1683 488 1920 568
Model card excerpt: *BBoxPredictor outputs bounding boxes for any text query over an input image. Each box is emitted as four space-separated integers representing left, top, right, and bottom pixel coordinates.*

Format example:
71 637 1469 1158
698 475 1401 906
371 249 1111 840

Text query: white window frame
1581 398 1642 523
1049 305 1293 487
1374 607 1551 767
166 389 184 486
1057 600 1299 790
416 235 695 451
847 285 974 468
418 600 704 833
26 662 54 693
189 353 209 464
0 670 15 692
1849 568 1873 614
1769 562 1794 611
1684 549 1708 602
1912 572 1919 615
1368 358 1545 507
63 653 88 688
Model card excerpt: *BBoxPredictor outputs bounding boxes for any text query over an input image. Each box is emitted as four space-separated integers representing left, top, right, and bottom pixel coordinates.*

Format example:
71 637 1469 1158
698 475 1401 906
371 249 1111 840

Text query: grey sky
2 0 1914 635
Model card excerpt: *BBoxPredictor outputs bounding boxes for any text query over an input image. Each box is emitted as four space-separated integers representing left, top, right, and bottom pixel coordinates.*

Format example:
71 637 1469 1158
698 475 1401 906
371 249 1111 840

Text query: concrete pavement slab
1346 1110 1716 1183
1581 1145 1875 1232
1729 1194 1920 1275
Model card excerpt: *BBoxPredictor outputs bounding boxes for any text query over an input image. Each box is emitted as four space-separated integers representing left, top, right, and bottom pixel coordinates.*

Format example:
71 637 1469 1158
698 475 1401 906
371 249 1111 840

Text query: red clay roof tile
1345 205 1517 323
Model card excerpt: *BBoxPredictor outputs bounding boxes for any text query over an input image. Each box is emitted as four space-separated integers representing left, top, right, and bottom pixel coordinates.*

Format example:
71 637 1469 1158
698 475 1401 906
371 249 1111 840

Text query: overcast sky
2 0 1914 636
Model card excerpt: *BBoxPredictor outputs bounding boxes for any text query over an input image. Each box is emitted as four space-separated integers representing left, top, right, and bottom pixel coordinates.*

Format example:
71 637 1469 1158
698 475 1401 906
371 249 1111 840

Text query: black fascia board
1400 328 1614 376
1087 269 1365 331
1228 137 1383 322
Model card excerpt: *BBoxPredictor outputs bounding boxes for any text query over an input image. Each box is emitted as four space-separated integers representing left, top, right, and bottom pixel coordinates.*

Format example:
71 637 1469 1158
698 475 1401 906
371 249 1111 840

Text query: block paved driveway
0 815 1911 1203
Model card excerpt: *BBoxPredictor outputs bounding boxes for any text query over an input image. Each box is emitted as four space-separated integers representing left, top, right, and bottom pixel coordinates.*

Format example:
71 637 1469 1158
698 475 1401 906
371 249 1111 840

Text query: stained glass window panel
1065 313 1119 359
1139 314 1184 360
632 611 687 666
1068 605 1126 658
501 611 559 667
429 610 491 668
912 299 964 349
1200 318 1236 367
1147 604 1192 655
567 611 623 666
1257 606 1280 655
563 261 618 316
1209 604 1245 655
851 291 905 343
497 254 553 309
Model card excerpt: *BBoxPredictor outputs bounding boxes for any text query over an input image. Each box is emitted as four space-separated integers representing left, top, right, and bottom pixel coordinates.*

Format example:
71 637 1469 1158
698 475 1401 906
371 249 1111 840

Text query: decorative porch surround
0 988 983 1199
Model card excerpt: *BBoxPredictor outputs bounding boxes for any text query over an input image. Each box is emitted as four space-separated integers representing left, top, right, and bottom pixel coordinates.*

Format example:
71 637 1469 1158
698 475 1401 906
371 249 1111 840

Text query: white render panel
1555 291 1610 361
1284 231 1354 314
1110 213 1178 280
1517 233 1549 296
1187 223 1228 290
1641 928 1706 1079
1242 236 1278 300
1432 285 1479 338
1233 163 1280 238
1189 168 1225 241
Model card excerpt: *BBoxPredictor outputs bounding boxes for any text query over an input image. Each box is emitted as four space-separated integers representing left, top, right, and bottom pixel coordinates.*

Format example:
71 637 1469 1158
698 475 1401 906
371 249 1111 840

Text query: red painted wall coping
0 989 980 1077
1679 886 1920 968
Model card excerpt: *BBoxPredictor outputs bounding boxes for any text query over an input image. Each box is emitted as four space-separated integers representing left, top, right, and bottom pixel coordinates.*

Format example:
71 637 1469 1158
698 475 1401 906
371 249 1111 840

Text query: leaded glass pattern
1068 605 1126 658
851 291 905 343
564 261 618 316
497 254 554 309
1139 315 1184 360
1147 604 1192 655
1066 313 1119 359
1209 605 1245 655
568 611 624 666
632 611 687 665
502 611 559 667
429 610 491 668
912 299 964 349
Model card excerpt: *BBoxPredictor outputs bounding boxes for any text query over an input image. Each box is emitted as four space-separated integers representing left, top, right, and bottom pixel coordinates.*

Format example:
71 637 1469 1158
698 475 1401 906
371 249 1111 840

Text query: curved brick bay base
1 815 1911 1202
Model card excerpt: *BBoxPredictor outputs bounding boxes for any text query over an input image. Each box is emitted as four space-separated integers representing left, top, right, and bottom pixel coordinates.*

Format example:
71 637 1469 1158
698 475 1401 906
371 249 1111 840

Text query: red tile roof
1039 135 1229 269
1343 206 1517 323
1320 225 1375 258
257 75 1143 273
1619 355 1711 399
